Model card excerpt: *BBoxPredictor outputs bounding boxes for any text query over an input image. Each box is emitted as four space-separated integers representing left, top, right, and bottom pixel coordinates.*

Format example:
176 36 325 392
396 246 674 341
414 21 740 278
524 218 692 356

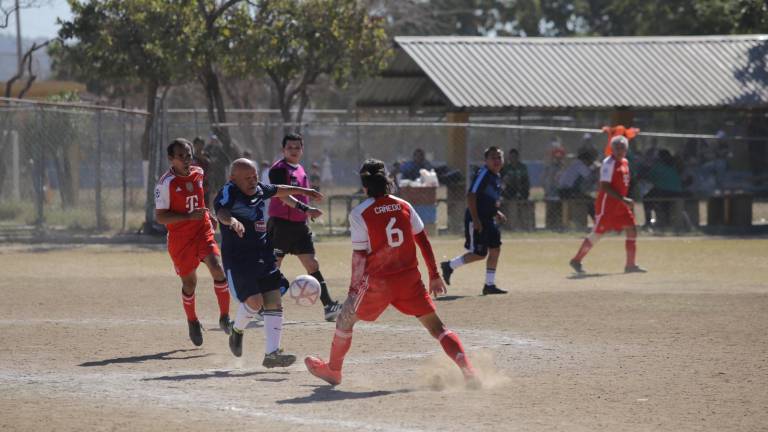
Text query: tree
187 0 248 160
56 0 194 160
231 0 391 133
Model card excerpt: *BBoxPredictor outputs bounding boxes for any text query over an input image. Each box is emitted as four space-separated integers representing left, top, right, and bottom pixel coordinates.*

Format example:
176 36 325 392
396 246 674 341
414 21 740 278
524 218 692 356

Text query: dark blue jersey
214 181 278 276
467 167 501 220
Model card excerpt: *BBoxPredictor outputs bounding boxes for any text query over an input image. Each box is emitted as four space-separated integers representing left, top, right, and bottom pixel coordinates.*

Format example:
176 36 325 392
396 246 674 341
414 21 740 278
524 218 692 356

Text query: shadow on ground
276 385 414 404
79 349 209 367
143 370 289 382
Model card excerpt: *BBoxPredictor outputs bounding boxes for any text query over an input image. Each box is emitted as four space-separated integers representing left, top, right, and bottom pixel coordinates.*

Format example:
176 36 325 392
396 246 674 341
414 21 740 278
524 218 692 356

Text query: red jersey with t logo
349 195 424 279
154 166 212 238
595 155 631 219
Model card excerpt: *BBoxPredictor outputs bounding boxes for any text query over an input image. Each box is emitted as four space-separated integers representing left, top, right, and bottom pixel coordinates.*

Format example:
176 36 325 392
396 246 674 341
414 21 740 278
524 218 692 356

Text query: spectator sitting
557 151 597 221
643 149 684 229
400 148 434 181
542 145 567 199
501 148 530 200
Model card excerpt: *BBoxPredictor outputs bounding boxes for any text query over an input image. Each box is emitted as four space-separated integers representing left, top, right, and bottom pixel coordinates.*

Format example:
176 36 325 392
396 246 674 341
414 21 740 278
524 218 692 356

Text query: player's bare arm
466 192 483 232
495 209 507 224
273 185 324 202
600 181 633 205
276 195 323 219
155 207 208 225
215 208 245 238
414 230 446 297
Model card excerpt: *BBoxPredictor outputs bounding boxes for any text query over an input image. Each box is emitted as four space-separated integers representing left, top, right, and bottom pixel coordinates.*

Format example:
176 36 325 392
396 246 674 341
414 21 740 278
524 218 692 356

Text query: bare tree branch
4 39 50 98
0 0 48 29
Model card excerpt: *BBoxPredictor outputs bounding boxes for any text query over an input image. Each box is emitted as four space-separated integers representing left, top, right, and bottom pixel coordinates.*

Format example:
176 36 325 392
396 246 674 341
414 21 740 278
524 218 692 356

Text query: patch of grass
0 201 25 221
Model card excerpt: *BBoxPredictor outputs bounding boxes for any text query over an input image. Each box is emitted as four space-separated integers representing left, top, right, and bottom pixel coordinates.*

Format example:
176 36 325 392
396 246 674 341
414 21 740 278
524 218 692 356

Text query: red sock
438 329 474 377
328 329 353 371
573 239 593 262
213 279 230 317
182 292 198 322
626 238 637 267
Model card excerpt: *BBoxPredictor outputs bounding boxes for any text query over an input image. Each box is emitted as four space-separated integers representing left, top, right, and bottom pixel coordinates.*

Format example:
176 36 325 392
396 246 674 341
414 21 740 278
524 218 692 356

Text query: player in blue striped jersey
441 147 508 295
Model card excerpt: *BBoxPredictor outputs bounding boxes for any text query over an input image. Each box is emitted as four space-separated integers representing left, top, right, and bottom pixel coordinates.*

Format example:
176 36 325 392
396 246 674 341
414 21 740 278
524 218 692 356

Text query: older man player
154 138 231 346
216 158 323 368
569 135 647 274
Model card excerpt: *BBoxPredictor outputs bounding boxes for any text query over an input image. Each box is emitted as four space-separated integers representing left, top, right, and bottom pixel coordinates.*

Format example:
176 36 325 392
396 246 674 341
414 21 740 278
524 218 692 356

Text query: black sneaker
262 348 296 368
219 314 232 335
624 265 648 273
324 301 342 322
570 259 585 274
482 284 508 295
228 326 243 357
440 261 453 285
187 320 203 346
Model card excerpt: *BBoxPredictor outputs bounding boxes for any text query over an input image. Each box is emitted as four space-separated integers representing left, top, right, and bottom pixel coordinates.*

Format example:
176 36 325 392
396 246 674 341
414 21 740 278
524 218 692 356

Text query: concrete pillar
446 111 469 233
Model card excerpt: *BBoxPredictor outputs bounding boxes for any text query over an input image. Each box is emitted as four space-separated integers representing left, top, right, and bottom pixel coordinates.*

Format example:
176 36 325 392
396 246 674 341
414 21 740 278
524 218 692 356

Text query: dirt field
1 236 766 432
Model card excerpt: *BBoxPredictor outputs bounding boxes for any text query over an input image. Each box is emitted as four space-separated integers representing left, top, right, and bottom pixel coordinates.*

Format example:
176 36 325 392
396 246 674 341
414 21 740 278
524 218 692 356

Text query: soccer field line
0 369 435 432
0 318 538 348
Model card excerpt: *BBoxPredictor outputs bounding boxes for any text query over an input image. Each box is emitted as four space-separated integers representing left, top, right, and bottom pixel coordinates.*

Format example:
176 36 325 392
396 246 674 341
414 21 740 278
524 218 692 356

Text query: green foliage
56 0 195 90
229 0 392 127
382 0 768 37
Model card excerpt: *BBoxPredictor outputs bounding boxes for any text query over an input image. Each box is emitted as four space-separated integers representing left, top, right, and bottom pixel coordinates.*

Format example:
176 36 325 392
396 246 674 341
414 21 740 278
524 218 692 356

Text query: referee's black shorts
267 217 315 257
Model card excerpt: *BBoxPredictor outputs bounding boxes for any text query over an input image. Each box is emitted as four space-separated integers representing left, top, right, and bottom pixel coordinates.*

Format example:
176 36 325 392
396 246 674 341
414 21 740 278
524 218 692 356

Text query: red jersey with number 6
154 166 211 238
348 195 425 278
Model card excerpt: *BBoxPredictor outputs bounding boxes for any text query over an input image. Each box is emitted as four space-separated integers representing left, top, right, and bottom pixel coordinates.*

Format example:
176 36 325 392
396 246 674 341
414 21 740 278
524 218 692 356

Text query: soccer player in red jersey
154 138 232 346
305 159 479 388
570 136 647 274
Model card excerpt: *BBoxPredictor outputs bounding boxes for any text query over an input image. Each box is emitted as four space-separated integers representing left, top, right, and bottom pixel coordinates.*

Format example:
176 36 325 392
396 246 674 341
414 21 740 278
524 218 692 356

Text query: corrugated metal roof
371 35 768 110
355 76 447 107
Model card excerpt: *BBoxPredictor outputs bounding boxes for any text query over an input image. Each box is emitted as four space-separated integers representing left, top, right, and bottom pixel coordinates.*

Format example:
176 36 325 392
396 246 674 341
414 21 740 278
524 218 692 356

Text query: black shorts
225 264 285 303
268 217 315 257
464 217 501 257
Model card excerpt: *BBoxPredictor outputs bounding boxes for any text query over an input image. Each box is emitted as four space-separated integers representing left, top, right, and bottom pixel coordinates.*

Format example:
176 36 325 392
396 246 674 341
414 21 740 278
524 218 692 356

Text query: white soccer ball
288 275 321 307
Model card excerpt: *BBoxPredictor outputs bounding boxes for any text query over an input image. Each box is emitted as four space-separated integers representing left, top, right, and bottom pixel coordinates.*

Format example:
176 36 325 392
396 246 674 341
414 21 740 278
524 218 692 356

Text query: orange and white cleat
304 356 342 386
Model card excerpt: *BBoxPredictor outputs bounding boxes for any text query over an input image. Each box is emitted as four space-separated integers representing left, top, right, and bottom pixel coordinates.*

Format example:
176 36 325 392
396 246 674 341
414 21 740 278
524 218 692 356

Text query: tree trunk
201 62 236 161
141 80 159 160
294 89 310 133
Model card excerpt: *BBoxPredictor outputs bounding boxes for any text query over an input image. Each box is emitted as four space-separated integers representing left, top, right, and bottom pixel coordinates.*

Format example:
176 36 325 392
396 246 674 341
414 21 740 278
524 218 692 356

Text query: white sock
234 302 257 332
262 309 283 354
449 256 465 270
485 269 496 285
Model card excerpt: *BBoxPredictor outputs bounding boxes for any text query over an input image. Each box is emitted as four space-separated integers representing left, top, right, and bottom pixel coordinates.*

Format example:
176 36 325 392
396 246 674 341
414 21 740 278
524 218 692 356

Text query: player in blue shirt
215 159 323 368
441 147 508 295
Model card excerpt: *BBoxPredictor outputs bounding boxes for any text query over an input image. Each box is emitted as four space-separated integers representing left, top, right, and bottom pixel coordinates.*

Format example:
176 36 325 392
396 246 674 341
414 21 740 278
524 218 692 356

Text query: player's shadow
276 385 413 404
435 295 467 302
143 370 289 382
79 349 209 367
567 272 616 280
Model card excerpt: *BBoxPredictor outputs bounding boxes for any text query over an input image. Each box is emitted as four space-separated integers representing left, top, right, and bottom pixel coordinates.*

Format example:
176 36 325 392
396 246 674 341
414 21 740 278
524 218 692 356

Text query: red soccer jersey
349 195 425 278
595 155 630 217
154 166 211 238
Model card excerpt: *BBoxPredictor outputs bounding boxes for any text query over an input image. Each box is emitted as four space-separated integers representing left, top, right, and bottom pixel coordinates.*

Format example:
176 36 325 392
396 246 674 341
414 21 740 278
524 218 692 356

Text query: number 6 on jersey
385 217 403 247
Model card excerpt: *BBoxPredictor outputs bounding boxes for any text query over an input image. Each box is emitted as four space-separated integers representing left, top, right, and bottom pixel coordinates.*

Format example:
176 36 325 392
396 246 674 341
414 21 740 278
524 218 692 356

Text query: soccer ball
288 275 321 307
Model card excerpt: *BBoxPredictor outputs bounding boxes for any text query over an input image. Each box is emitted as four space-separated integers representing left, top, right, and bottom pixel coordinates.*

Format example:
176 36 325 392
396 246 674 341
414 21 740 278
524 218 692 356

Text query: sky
1 0 73 40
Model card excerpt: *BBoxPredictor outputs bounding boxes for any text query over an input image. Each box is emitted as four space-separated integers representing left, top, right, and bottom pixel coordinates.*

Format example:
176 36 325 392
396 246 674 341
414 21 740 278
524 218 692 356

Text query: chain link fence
0 98 148 237
1 99 766 239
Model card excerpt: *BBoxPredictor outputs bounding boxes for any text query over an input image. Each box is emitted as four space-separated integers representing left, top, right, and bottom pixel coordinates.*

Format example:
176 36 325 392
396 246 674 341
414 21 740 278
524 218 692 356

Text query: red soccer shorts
353 268 436 322
167 228 220 276
593 208 636 234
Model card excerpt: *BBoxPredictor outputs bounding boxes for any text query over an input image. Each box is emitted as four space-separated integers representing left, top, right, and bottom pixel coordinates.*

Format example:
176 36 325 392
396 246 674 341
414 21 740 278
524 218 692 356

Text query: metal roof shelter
357 35 768 111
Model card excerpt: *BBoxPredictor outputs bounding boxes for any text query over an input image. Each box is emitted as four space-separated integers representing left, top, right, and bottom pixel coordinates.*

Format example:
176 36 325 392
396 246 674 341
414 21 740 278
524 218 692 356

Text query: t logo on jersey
185 195 198 213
